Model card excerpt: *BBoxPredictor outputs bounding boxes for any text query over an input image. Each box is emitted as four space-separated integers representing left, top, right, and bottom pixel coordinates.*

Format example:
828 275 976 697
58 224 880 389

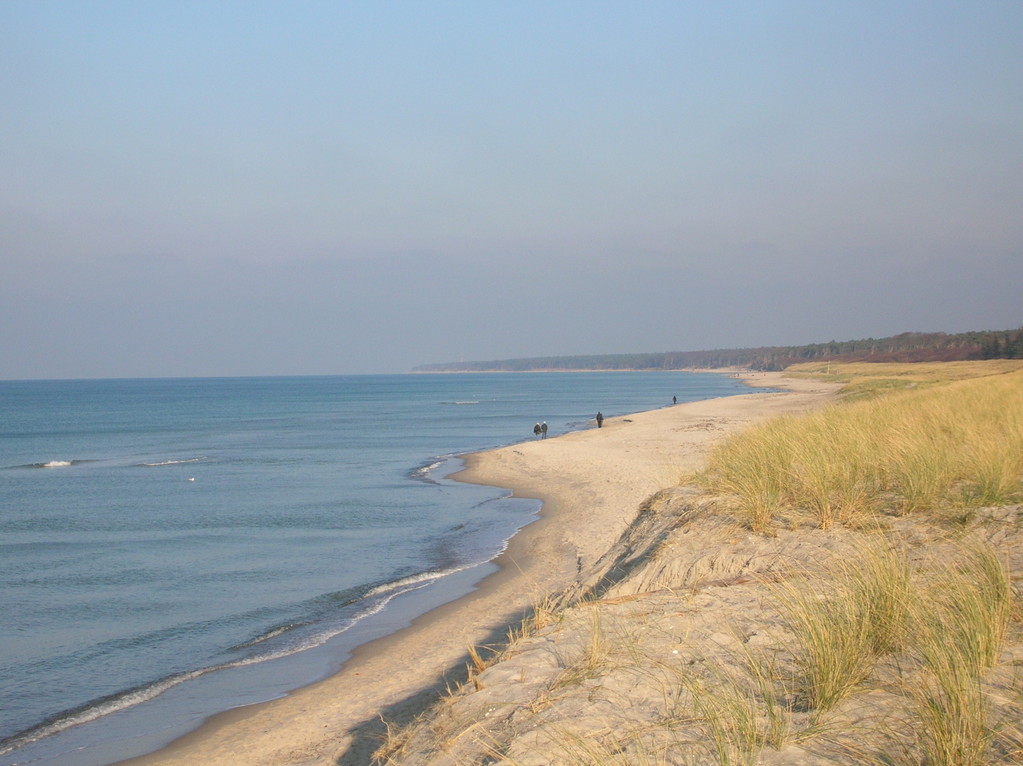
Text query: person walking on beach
673 395 677 404
533 422 542 438
596 411 604 428
540 421 548 439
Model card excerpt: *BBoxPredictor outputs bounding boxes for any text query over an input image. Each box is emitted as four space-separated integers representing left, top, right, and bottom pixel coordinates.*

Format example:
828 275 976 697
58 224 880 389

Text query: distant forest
413 328 1023 373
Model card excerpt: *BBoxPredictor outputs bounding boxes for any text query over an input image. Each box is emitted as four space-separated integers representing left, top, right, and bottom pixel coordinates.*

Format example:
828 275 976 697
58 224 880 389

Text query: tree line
413 327 1023 373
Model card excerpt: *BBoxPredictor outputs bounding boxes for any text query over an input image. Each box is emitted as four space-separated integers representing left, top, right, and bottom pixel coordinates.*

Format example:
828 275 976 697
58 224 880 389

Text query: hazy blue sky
3 1 1021 378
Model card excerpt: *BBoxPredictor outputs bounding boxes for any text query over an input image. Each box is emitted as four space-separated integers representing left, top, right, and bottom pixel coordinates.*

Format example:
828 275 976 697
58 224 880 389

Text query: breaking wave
363 564 473 600
10 459 89 469
408 457 449 484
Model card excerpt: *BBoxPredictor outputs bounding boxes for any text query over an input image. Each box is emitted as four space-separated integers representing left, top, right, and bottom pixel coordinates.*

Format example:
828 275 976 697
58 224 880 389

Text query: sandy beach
125 372 842 766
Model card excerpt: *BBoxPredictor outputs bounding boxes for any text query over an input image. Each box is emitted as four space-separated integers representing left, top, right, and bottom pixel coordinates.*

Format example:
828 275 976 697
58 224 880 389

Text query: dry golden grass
904 542 1014 766
769 539 1013 762
786 359 1023 397
770 540 914 720
700 366 1023 530
917 543 1013 675
552 608 614 689
682 672 766 766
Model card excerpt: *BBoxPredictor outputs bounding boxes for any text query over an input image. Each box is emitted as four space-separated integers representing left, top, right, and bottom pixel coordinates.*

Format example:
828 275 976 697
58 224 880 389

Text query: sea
0 371 751 765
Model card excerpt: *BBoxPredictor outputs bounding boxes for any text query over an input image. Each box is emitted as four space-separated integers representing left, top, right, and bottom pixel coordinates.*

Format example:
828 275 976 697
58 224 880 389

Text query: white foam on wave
41 461 72 468
410 459 445 480
0 623 354 756
140 457 206 467
364 563 473 600
233 623 296 649
0 667 207 756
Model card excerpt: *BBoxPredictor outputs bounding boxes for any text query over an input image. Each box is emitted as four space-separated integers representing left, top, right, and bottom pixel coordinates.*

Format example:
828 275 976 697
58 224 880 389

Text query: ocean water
0 372 750 765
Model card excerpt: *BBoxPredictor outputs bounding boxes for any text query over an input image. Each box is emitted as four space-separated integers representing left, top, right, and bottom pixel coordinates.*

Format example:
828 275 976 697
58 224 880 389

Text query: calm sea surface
0 372 750 765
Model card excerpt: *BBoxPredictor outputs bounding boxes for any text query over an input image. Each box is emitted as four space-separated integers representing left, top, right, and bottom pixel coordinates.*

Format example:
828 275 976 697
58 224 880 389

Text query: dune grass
759 534 1010 725
770 541 914 720
847 541 914 656
553 607 613 688
902 542 1014 766
682 673 766 766
775 574 874 718
917 543 1013 676
504 594 562 647
700 366 1023 531
786 359 1023 398
912 659 990 766
675 637 793 766
734 640 792 750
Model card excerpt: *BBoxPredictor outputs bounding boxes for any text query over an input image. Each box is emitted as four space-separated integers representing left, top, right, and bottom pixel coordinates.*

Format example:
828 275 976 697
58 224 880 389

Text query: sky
2 1 1021 379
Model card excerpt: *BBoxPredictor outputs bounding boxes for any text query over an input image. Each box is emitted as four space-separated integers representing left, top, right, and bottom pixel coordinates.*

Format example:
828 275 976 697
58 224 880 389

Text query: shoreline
120 371 840 766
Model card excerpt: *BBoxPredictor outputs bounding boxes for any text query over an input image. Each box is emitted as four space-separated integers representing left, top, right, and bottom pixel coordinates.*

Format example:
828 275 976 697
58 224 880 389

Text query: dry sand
125 372 845 766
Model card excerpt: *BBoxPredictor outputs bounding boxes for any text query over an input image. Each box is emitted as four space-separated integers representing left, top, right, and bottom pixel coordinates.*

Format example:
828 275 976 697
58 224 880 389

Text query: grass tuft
845 541 914 656
917 542 1012 676
900 540 1014 766
553 608 613 688
912 646 992 766
774 571 874 718
682 673 767 766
